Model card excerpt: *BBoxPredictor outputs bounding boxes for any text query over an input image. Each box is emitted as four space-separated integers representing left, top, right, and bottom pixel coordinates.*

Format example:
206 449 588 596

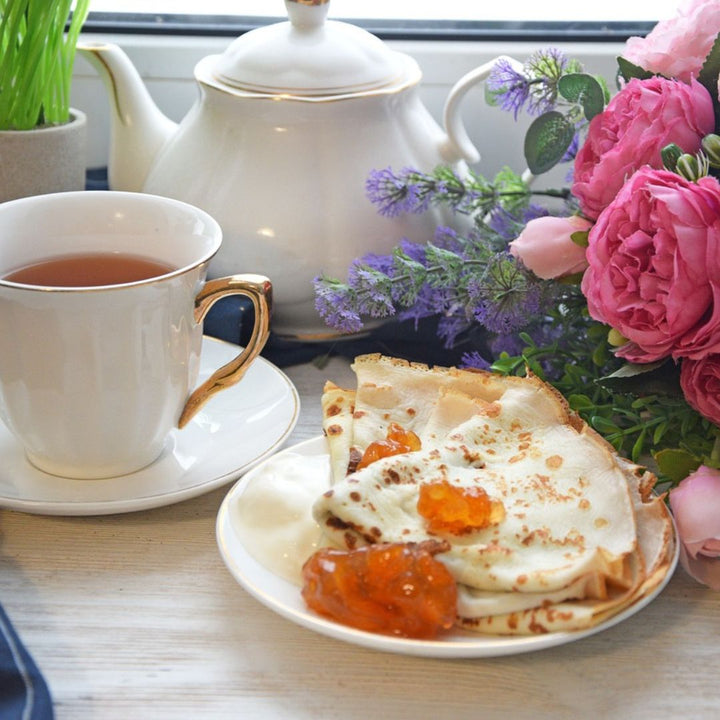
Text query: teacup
0 191 271 479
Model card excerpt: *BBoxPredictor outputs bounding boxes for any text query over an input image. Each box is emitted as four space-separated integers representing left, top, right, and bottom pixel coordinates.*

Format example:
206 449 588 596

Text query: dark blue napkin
0 605 54 720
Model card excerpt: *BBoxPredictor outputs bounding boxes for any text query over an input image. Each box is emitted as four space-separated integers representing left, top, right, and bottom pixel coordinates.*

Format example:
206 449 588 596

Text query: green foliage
0 0 90 130
524 111 576 174
616 56 655 83
557 73 606 120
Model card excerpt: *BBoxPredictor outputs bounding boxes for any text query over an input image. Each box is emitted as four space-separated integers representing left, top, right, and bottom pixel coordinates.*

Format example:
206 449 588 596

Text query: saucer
0 337 299 516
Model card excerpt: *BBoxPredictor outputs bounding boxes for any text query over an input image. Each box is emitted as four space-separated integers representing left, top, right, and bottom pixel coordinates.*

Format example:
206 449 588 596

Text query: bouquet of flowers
313 0 720 589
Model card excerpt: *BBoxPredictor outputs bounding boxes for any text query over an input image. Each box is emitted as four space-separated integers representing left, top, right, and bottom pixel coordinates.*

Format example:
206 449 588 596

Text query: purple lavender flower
437 314 472 348
313 276 364 333
487 58 531 120
487 208 522 241
432 226 465 254
525 48 568 116
459 351 492 370
398 237 428 264
351 251 395 276
468 254 543 334
365 167 429 217
488 49 569 120
346 264 395 319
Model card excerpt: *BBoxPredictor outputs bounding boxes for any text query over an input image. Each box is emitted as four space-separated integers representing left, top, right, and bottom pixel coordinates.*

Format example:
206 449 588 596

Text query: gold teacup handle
178 274 272 429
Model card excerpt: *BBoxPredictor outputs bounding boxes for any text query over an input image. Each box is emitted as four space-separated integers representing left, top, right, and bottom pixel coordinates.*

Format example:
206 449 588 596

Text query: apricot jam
301 541 457 639
417 480 505 535
356 422 421 471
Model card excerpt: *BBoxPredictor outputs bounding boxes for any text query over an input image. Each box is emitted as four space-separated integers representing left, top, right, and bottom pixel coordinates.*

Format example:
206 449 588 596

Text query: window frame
81 12 654 43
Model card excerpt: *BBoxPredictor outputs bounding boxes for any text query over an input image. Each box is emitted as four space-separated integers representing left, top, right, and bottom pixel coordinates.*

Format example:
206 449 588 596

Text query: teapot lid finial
211 0 409 96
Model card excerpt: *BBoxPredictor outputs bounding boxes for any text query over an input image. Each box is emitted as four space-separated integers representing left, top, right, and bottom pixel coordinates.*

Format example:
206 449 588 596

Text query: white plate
0 337 299 516
217 435 679 658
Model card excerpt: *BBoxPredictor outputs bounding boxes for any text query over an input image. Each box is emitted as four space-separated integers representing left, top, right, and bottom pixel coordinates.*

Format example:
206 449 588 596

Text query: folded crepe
315 354 674 635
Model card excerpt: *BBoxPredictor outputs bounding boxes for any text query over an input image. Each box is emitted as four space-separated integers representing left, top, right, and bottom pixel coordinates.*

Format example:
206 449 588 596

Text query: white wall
71 33 624 181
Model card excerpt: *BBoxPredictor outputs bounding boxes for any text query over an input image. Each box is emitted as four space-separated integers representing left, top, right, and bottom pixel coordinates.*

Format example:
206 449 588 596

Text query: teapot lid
211 0 409 95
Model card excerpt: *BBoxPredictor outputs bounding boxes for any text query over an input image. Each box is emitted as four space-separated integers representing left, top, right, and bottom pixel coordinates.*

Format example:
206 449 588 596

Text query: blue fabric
0 605 54 720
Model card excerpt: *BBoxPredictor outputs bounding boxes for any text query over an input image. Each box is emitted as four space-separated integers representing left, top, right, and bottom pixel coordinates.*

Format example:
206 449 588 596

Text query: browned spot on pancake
326 424 344 436
528 616 550 634
326 403 342 417
349 491 361 502
383 469 401 485
406 407 416 417
594 517 609 528
509 452 526 464
353 410 367 419
578 498 591 510
546 455 563 469
484 402 502 418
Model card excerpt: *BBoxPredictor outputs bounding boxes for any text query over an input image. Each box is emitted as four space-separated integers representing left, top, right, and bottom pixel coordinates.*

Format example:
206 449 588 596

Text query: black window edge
81 12 653 43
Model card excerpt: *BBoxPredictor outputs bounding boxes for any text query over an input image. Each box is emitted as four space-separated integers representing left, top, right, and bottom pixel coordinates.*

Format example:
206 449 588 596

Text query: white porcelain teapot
81 0 502 338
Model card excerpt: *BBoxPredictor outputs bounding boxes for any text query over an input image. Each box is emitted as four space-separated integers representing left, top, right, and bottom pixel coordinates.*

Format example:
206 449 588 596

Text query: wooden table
2 356 718 719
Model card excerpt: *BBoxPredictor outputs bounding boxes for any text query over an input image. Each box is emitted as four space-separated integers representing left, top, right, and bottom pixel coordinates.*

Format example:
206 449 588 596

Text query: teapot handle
440 55 525 166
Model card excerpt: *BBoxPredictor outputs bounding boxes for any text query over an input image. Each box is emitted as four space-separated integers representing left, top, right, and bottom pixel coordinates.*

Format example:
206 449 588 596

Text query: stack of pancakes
315 354 675 635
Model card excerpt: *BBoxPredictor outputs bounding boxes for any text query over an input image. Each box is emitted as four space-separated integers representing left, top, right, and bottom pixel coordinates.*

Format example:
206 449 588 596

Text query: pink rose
680 355 720 425
669 465 720 591
623 0 720 83
508 215 592 280
572 76 714 219
581 167 720 363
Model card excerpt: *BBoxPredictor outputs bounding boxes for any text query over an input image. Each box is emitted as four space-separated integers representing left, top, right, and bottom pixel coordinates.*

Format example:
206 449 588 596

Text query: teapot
80 0 504 339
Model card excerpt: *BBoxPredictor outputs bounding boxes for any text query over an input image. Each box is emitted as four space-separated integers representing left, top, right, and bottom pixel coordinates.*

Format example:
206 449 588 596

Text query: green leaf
698 32 720 129
591 341 609 367
652 421 669 445
595 359 682 396
654 448 701 484
568 393 594 411
557 73 606 120
631 427 647 463
616 56 654 83
524 111 576 175
490 353 520 375
590 415 620 434
570 230 589 248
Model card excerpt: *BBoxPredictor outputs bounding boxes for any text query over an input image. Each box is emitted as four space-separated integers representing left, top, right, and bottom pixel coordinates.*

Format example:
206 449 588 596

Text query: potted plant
0 0 90 201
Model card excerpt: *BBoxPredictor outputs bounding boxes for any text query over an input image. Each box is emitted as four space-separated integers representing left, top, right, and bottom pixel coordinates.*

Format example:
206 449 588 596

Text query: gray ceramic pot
0 109 87 203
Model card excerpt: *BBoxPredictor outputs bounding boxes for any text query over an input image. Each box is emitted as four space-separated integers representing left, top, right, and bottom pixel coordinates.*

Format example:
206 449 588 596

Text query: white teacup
0 191 271 479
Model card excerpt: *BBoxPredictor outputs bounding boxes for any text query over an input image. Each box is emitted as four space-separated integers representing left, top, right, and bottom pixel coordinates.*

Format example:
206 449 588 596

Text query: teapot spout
78 42 178 192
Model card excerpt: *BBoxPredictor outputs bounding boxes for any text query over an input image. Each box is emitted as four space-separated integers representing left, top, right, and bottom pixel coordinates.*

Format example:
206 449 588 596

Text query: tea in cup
0 191 271 479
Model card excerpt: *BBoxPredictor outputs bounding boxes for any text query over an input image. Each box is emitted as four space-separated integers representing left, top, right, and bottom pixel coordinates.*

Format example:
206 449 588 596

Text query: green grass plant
0 0 90 130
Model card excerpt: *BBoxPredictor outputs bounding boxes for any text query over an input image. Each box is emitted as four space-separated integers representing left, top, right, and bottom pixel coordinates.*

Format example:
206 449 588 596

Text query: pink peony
623 0 720 84
581 167 720 363
669 465 720 591
680 355 720 425
572 76 714 220
508 215 592 280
